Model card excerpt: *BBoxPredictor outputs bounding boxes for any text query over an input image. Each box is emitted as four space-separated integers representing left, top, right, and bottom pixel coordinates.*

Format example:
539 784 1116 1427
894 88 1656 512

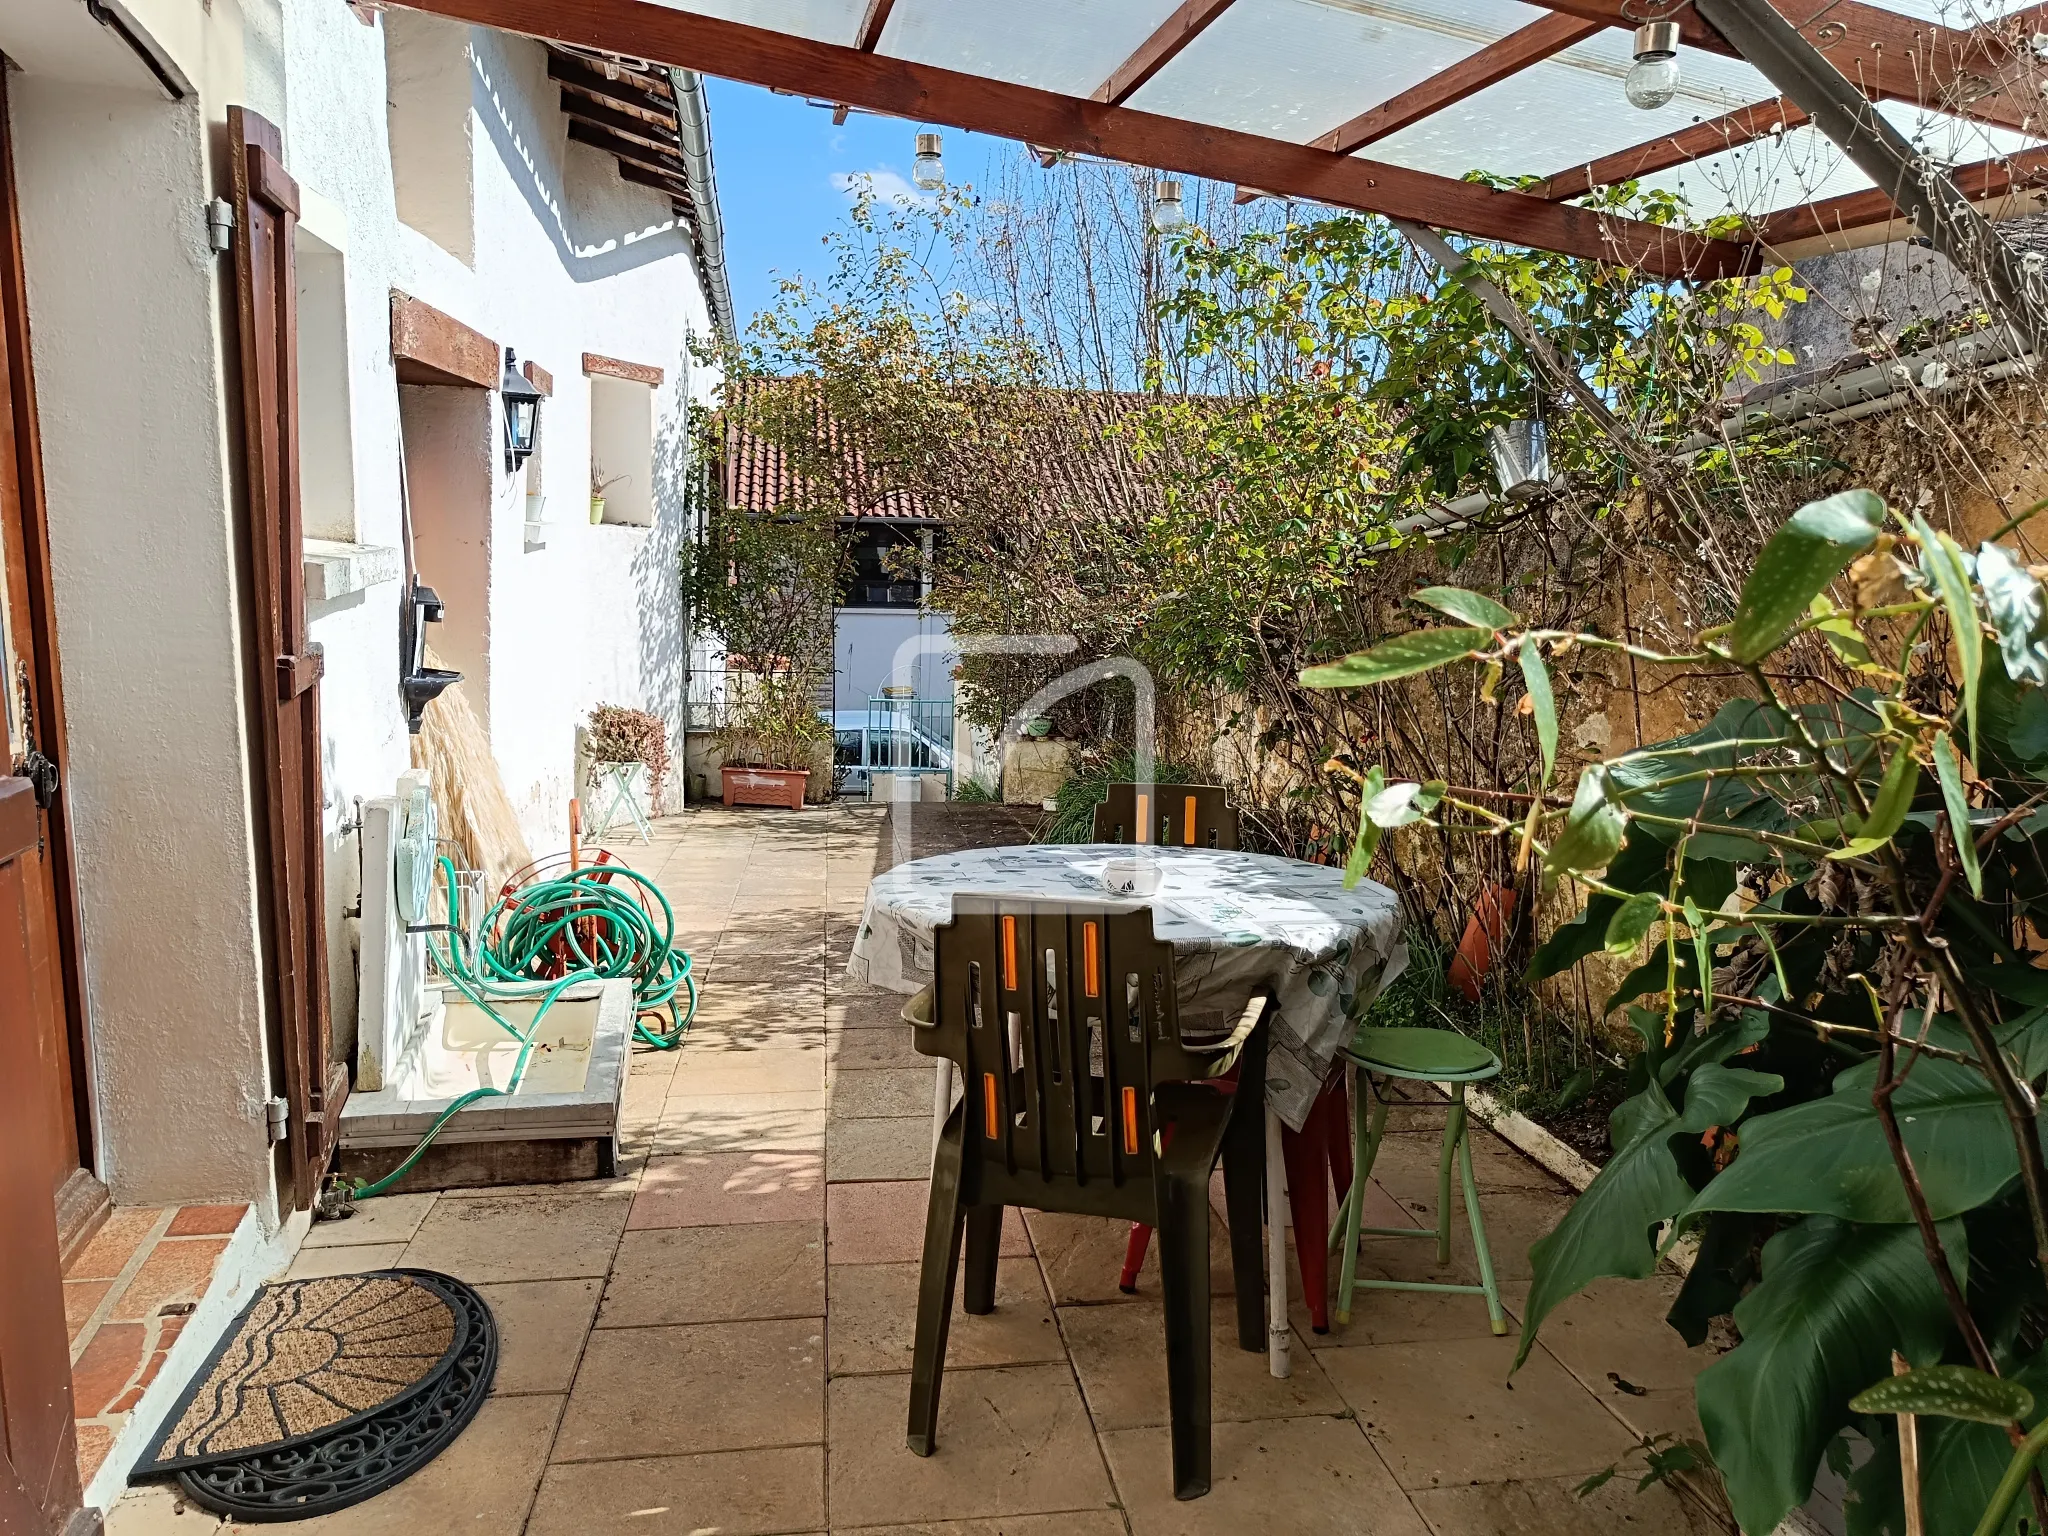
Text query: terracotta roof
716 375 1164 523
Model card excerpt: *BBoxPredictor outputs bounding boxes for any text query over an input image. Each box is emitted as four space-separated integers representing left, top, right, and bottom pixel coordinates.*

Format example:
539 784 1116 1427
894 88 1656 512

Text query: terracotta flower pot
721 765 809 810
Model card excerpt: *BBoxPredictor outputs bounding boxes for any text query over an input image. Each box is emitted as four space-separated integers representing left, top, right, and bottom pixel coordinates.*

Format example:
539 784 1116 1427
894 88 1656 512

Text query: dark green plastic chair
906 896 1267 1500
1093 783 1239 849
1327 1024 1507 1335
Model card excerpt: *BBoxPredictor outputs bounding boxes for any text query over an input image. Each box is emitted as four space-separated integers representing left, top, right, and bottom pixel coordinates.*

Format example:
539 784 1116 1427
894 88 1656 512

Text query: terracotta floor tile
838 1518 1126 1536
1025 1208 1238 1306
238 1392 562 1533
1062 1296 1341 1431
1367 1122 1569 1195
827 1117 934 1182
65 1278 110 1342
655 1100 826 1156
285 1243 409 1280
301 1193 436 1248
828 1067 936 1119
1100 1416 1430 1535
1537 1275 1719 1398
166 1203 249 1238
472 1278 601 1394
527 1446 824 1535
599 1222 824 1328
76 1423 114 1487
628 1151 825 1229
110 1238 228 1322
827 1365 1115 1527
825 1183 1029 1267
671 1047 827 1097
829 1031 926 1070
1408 1470 1726 1534
829 1259 1060 1376
554 1319 823 1462
401 1193 631 1282
1318 1334 1640 1490
68 1207 163 1281
103 1483 226 1533
72 1322 146 1416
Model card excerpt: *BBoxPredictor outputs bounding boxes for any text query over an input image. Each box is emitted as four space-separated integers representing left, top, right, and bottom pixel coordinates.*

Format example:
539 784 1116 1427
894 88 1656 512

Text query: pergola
393 0 2048 330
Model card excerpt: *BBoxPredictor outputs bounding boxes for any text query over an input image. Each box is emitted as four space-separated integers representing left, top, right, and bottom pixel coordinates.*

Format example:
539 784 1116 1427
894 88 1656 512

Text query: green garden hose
348 853 696 1199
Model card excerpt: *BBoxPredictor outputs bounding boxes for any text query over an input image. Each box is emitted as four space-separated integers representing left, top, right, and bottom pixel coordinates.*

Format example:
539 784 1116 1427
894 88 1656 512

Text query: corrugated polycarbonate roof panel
647 0 864 46
881 0 1187 98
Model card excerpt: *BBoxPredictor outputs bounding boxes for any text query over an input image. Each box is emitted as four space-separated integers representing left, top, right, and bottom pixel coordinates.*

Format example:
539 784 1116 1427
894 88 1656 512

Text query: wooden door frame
227 107 342 1213
0 60 95 1186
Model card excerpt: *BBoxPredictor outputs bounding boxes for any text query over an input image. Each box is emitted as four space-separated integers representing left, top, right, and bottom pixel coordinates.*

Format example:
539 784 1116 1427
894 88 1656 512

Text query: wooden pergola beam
1314 14 1606 155
1520 0 2040 132
396 0 1755 278
1093 0 1239 107
1752 143 2048 246
1538 96 1807 200
616 159 693 203
853 0 895 53
547 51 673 115
568 118 685 177
559 89 677 151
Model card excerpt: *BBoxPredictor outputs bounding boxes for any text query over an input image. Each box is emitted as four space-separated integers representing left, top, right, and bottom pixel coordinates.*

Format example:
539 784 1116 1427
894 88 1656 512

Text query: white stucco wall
5 0 289 1213
279 3 714 1029
0 0 716 1218
835 609 958 710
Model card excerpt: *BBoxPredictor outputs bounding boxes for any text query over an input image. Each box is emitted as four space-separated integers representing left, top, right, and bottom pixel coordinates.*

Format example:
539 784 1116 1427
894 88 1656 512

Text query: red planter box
720 765 809 810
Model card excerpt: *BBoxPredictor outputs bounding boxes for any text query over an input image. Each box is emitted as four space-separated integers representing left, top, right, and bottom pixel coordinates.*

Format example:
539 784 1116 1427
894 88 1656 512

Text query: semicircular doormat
131 1268 496 1522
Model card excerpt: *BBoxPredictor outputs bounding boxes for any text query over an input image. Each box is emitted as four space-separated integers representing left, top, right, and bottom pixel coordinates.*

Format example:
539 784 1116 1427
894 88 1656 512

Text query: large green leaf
1518 640 1558 788
1698 1216 1960 1536
1728 491 1884 663
1850 1365 2034 1424
1933 731 1984 898
1685 1056 2015 1224
1343 766 1386 889
1514 1065 1781 1371
1413 586 1519 630
1526 834 1671 982
1543 765 1627 883
1300 627 1493 689
1918 515 1984 758
1603 891 1663 955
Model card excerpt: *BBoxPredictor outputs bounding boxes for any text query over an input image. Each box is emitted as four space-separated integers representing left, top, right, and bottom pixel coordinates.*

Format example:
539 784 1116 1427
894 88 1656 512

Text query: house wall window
383 9 475 266
294 224 355 542
589 375 653 527
839 522 925 609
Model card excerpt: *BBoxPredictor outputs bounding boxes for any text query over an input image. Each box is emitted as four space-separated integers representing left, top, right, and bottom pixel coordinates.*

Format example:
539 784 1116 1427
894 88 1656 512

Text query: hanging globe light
1151 179 1186 234
1625 22 1681 110
912 132 945 190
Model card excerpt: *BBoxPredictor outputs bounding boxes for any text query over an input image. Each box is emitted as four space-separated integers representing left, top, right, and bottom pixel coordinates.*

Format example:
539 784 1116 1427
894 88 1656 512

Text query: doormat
131 1268 496 1522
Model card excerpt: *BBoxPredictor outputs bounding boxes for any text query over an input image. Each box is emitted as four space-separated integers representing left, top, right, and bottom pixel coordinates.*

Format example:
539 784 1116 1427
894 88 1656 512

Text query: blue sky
704 77 1010 335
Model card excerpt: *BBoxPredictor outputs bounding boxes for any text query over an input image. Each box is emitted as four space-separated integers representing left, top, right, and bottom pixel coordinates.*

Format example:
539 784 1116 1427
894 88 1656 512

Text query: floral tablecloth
844 844 1407 1131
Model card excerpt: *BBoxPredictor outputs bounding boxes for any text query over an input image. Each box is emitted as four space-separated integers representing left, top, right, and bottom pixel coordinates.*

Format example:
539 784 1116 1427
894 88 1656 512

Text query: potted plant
679 484 848 811
584 703 670 813
591 463 627 524
716 671 829 809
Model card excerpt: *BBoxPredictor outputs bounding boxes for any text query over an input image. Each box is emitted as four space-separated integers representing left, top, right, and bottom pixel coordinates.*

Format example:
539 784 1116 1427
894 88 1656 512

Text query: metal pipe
667 67 737 344
1693 0 2048 355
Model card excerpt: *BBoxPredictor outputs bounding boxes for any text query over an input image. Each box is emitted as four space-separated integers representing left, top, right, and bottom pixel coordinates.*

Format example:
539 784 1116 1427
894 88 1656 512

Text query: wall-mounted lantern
501 349 543 473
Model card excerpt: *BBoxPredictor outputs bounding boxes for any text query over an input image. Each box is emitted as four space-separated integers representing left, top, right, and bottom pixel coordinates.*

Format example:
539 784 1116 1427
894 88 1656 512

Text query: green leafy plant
1302 489 2048 1536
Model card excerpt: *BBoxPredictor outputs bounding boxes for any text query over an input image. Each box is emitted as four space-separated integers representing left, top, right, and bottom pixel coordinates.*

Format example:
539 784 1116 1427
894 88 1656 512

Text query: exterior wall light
1151 179 1186 234
1625 22 1681 110
912 132 945 190
501 349 543 472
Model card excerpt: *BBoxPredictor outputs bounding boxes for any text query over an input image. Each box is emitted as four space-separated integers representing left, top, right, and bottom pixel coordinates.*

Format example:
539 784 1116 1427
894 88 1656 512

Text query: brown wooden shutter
228 107 342 1212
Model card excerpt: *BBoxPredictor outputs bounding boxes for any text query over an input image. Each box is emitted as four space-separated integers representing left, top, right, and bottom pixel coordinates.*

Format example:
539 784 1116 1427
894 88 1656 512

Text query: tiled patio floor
106 804 1727 1535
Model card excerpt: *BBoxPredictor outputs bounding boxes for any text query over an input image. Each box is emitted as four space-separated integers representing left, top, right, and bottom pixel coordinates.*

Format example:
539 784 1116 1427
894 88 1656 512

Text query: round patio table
844 842 1408 1377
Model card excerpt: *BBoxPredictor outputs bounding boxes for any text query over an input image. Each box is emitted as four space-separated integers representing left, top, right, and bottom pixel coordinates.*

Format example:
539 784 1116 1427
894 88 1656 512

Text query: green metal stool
1327 1024 1508 1335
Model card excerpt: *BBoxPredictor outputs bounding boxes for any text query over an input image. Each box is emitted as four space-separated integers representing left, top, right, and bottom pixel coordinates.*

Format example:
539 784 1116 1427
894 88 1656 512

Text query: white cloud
830 168 929 207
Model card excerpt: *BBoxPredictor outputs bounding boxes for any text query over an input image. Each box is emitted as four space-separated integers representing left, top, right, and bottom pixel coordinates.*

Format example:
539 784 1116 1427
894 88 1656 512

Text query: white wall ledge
304 539 402 603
